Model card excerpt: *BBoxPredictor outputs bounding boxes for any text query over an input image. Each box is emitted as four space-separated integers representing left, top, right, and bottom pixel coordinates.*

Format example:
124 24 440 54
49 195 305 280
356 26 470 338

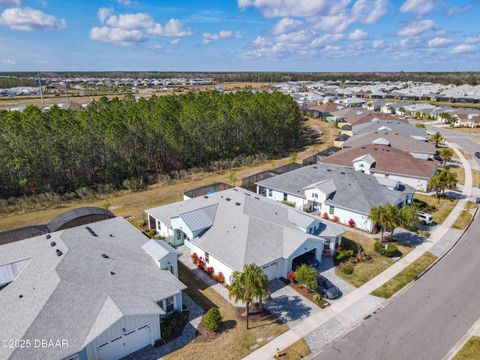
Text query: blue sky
0 0 479 71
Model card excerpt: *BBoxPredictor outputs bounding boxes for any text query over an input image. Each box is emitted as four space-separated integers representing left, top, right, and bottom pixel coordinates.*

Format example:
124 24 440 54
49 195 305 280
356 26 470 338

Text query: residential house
334 134 350 147
305 103 342 121
351 120 427 139
146 188 344 281
320 144 438 192
342 131 435 160
0 214 185 360
256 164 414 232
452 109 480 127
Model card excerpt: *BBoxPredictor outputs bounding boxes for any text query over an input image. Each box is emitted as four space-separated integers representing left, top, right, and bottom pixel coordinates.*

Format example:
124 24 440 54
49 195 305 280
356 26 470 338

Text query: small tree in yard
440 148 453 165
204 308 222 332
294 264 318 291
228 170 238 186
430 132 444 147
289 152 298 163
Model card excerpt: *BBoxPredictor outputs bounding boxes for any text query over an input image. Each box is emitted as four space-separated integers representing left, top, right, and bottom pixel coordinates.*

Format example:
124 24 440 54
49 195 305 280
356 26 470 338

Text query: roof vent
46 234 51 239
203 195 209 199
233 188 238 191
235 202 241 206
109 234 114 238
110 271 115 275
340 171 346 175
254 197 260 200
225 197 231 201
313 166 318 169
56 249 63 257
50 241 56 247
102 253 110 259
245 193 251 196
19 294 23 299
326 169 332 172
86 226 98 237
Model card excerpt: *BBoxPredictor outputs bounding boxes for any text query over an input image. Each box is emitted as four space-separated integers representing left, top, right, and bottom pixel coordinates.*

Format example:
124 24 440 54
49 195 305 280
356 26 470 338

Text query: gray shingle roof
0 217 186 360
147 188 343 272
256 164 406 215
343 132 435 155
352 120 427 137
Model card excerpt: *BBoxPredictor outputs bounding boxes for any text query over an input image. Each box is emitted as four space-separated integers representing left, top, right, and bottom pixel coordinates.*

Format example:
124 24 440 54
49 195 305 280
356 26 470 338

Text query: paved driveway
317 257 355 303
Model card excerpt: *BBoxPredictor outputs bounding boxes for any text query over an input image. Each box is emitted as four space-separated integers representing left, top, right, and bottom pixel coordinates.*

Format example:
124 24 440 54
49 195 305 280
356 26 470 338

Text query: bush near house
342 265 354 274
191 252 199 265
287 271 296 283
160 310 189 342
336 249 353 262
332 216 339 223
281 200 296 208
294 264 318 291
204 307 222 332
322 212 329 220
348 218 356 228
374 242 400 257
312 294 329 309
206 266 214 276
198 257 205 270
147 229 157 238
214 272 225 283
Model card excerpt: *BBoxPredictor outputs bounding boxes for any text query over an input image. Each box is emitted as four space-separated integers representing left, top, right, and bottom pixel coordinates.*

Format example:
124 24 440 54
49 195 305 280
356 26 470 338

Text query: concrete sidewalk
243 141 474 360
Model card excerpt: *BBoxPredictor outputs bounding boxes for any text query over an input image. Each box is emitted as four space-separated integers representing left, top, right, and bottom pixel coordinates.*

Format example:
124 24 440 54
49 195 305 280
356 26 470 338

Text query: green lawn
275 339 311 360
371 252 437 299
335 231 413 288
414 194 458 225
452 210 473 230
453 337 480 360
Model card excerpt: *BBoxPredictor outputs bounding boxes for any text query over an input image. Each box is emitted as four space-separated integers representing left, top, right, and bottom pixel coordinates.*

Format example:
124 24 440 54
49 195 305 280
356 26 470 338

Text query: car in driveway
317 275 341 300
418 211 433 225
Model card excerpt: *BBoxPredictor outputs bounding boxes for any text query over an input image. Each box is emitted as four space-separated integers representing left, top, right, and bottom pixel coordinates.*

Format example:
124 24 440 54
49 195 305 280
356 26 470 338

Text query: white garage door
262 261 280 280
95 324 151 360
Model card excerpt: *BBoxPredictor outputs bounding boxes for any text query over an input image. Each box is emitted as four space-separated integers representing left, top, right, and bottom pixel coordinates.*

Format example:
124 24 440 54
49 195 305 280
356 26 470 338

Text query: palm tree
369 205 387 242
229 264 269 329
395 206 419 236
430 132 444 147
440 148 453 165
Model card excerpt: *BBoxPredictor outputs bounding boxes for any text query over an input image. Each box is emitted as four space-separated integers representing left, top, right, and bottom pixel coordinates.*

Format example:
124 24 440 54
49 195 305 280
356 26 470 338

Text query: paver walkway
243 140 474 360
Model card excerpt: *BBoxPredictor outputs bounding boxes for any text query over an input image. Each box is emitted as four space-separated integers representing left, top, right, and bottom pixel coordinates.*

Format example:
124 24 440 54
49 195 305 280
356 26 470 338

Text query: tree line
0 91 303 198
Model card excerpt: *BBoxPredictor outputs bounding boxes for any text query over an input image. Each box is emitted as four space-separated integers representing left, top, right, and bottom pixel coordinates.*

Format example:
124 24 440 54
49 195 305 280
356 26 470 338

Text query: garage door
262 261 280 280
95 324 151 360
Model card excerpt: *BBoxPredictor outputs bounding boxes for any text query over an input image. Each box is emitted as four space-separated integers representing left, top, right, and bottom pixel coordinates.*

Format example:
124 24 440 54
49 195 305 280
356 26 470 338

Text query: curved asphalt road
313 211 480 360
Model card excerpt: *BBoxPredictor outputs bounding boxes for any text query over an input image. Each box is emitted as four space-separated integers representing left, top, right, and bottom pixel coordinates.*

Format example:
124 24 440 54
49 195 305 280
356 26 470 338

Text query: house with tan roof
320 144 438 192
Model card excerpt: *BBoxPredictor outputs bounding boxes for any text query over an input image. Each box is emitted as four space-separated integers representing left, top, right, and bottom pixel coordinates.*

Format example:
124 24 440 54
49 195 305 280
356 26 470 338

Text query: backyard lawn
371 252 437 299
164 263 288 360
275 339 311 360
335 231 413 288
414 194 458 225
453 337 480 360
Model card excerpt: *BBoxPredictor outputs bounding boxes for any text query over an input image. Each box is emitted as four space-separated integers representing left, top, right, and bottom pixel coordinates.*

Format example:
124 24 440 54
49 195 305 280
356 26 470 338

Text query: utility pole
37 72 44 105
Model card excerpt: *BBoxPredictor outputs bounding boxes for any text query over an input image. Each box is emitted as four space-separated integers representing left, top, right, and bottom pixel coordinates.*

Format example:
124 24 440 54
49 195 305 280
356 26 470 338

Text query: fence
302 146 342 165
241 162 303 191
183 182 233 199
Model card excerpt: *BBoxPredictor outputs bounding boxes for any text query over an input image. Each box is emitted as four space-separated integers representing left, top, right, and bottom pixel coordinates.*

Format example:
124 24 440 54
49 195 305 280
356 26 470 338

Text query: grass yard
370 252 437 299
448 127 480 134
414 194 458 225
275 339 311 360
459 148 473 160
465 201 478 210
450 167 466 185
335 231 413 288
0 119 334 232
453 337 480 360
164 263 288 360
452 210 473 230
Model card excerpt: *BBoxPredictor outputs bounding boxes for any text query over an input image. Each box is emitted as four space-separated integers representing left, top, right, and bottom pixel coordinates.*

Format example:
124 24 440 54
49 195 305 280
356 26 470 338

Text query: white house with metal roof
0 215 185 360
146 188 344 283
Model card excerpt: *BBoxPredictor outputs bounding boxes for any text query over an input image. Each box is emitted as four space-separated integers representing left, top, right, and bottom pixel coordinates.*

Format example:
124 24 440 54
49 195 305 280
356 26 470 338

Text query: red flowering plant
191 252 199 265
197 257 205 270
322 212 329 220
348 218 356 228
332 215 339 223
206 266 214 276
214 272 225 283
288 271 296 283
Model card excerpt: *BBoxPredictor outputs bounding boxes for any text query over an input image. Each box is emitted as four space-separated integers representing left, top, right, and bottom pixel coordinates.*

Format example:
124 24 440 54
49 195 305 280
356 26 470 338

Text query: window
385 174 389 178
268 189 272 197
313 193 318 199
329 206 335 215
283 193 288 201
164 296 175 313
205 252 210 263
157 221 162 231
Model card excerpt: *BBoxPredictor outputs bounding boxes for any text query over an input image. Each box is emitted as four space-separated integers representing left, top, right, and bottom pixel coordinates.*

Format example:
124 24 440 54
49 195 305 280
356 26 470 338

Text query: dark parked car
434 153 443 162
475 152 480 159
317 275 341 300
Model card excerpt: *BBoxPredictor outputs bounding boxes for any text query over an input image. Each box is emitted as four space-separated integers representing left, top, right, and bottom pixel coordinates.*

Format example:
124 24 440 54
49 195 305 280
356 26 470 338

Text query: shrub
206 266 214 276
322 212 329 219
312 294 327 308
336 249 353 262
348 218 356 228
288 271 296 283
332 215 339 223
214 272 225 283
374 242 399 257
191 252 199 265
204 307 222 332
418 230 430 237
295 264 318 291
146 229 157 238
160 310 188 341
197 257 205 270
342 265 354 274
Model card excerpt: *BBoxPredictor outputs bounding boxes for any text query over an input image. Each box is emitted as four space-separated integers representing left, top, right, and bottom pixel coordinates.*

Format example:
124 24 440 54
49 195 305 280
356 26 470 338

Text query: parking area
317 257 356 303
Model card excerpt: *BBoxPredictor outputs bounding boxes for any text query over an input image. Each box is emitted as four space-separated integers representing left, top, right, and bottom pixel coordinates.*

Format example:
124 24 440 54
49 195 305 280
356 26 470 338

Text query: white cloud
117 0 132 6
89 26 147 46
106 13 154 30
237 0 348 18
2 58 15 65
148 19 192 37
276 30 311 43
97 7 113 24
0 0 21 6
351 0 388 24
202 29 239 44
349 28 367 40
427 37 453 48
447 4 473 16
398 19 435 37
465 36 480 44
310 33 344 47
372 39 384 48
0 7 65 31
450 44 477 54
400 0 437 15
252 36 272 47
170 38 180 45
272 17 302 34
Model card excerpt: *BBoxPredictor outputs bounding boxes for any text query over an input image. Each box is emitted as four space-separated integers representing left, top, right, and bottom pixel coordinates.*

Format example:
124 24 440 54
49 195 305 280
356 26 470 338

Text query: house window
313 193 318 199
157 221 162 231
283 193 288 201
329 206 335 215
268 189 272 197
205 252 210 263
385 174 389 178
164 296 175 313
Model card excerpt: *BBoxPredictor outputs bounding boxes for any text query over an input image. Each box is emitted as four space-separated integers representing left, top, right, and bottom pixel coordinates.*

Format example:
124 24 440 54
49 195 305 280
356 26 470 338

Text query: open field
453 337 480 360
164 263 288 360
0 118 335 231
335 231 413 288
414 194 458 225
370 252 437 299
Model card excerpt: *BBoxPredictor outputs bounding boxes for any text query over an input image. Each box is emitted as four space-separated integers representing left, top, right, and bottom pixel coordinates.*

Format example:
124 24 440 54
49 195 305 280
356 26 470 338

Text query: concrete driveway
317 257 355 303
